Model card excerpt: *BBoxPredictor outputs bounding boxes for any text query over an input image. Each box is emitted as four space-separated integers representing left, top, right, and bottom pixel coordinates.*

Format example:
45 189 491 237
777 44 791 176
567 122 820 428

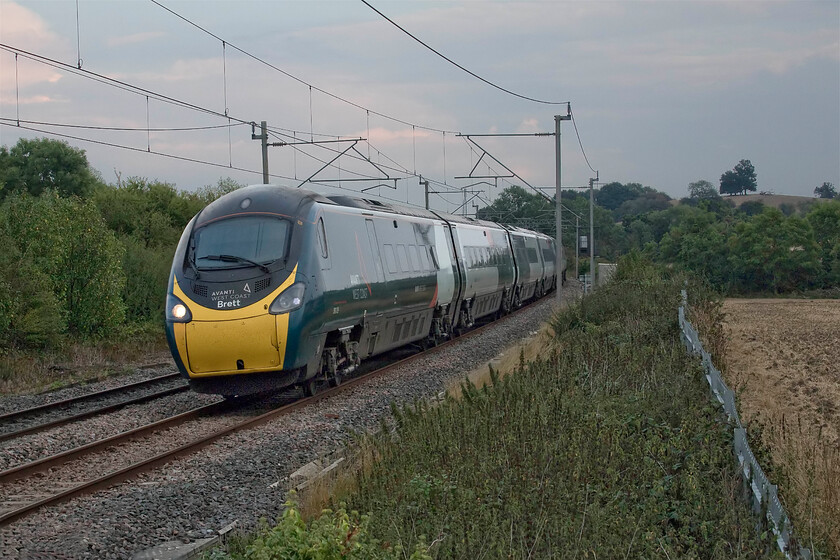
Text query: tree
595 182 645 211
814 182 837 199
0 137 100 199
613 192 671 220
4 191 126 336
688 180 719 200
806 200 840 286
729 208 820 292
476 185 554 234
719 159 757 196
737 200 765 217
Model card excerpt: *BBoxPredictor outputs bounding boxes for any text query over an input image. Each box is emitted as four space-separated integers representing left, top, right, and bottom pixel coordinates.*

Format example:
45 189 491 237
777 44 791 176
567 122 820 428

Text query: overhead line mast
555 104 572 306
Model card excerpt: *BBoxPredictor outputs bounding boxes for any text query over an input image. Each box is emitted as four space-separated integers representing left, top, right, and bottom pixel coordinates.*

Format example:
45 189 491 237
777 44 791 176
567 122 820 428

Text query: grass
0 323 169 395
688 290 839 558
208 257 784 559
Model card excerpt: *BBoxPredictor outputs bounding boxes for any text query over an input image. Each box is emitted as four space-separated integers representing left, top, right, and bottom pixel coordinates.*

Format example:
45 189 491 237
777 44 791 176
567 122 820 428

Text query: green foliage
3 191 126 337
613 191 671 220
728 208 821 293
642 199 836 293
720 159 757 196
209 494 431 560
92 177 203 248
338 259 778 559
805 201 840 288
120 237 172 324
0 229 65 349
595 181 646 211
814 181 837 199
0 137 100 199
737 200 765 217
562 192 627 259
475 185 555 235
688 179 720 200
194 177 245 205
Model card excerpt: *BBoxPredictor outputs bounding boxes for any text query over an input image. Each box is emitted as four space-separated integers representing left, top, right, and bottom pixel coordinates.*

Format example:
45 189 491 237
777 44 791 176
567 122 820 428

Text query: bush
3 191 126 337
0 233 65 349
208 494 431 560
120 237 173 325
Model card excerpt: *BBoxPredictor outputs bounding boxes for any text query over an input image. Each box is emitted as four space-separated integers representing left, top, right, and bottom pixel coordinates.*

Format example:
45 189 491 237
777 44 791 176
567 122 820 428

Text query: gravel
0 291 577 559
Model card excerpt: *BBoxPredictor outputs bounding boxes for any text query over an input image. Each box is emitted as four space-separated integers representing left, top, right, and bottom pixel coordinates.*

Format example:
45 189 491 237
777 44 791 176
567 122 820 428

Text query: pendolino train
165 184 565 396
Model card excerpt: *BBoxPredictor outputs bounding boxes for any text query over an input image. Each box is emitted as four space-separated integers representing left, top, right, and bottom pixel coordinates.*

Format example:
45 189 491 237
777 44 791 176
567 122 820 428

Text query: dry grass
0 336 171 395
714 299 840 558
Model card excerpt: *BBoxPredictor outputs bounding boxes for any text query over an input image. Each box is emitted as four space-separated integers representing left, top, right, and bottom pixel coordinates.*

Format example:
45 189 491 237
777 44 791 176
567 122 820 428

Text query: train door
365 219 384 283
364 219 385 356
432 222 457 309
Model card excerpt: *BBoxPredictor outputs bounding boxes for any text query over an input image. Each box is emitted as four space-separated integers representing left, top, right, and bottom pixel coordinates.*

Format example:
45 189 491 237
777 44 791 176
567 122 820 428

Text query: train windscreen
193 216 290 269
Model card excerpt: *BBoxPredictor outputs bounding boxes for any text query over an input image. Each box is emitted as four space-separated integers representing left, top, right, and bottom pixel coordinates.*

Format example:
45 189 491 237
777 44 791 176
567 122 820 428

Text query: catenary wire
360 0 568 106
149 0 459 135
570 108 597 174
0 117 246 133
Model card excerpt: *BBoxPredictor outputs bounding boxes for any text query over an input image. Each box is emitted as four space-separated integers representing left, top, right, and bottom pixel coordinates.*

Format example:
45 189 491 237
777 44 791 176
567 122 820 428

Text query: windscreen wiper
186 252 202 279
199 254 272 274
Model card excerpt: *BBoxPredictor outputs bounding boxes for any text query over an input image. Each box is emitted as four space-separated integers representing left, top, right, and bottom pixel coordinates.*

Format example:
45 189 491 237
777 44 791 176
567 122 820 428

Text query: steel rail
0 297 548 527
0 372 182 423
0 385 190 443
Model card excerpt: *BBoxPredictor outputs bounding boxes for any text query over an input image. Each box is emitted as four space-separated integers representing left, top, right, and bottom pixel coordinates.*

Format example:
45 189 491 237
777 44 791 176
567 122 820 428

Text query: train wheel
328 370 342 388
301 378 318 397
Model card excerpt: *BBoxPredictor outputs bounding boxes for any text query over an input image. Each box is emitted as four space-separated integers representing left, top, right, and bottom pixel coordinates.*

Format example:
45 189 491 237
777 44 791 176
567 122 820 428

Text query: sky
1 0 838 214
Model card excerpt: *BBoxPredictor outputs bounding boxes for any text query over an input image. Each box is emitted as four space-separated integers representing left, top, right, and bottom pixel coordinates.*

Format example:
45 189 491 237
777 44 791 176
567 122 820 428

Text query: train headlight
269 282 305 314
166 294 192 323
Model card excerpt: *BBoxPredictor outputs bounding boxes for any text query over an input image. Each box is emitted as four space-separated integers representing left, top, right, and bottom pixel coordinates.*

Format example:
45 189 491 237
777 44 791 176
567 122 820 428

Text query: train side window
429 247 440 270
409 245 421 271
317 218 328 259
384 244 398 274
397 245 410 272
528 247 539 263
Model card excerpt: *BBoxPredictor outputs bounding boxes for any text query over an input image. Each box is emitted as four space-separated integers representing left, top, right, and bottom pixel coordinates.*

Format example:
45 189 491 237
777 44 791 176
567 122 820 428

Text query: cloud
0 2 61 46
0 3 65 96
107 31 167 47
121 57 224 83
362 126 434 143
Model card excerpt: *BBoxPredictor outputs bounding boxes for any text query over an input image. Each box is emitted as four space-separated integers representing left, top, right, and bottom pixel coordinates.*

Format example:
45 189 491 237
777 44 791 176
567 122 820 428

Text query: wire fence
678 291 811 560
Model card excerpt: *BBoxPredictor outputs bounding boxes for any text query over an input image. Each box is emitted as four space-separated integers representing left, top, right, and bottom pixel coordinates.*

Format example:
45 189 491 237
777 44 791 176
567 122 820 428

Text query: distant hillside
724 193 832 209
672 193 833 209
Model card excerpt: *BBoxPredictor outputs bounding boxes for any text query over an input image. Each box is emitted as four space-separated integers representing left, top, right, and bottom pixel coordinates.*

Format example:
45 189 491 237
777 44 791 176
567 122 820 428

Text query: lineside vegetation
209 257 783 559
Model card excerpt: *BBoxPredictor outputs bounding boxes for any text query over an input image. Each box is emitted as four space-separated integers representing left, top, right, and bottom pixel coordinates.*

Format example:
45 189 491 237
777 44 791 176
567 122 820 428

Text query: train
165 184 565 396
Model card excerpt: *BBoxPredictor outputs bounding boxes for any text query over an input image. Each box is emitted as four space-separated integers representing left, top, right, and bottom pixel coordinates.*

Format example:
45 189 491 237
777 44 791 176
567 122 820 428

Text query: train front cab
165 186 326 396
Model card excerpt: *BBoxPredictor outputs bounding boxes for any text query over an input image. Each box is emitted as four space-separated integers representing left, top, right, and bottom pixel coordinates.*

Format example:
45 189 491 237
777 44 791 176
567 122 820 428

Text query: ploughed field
722 298 840 445
722 297 840 556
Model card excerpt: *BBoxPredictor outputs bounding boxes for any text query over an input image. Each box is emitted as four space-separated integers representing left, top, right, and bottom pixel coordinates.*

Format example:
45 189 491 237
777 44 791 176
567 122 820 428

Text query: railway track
0 372 188 441
0 301 538 529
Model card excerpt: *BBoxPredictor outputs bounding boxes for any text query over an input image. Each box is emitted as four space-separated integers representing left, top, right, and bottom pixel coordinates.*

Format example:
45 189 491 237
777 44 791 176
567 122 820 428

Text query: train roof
325 194 505 231
196 184 336 227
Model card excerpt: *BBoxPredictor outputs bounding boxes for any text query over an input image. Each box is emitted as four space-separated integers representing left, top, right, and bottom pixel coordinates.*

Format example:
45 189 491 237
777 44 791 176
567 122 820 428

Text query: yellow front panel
187 314 280 374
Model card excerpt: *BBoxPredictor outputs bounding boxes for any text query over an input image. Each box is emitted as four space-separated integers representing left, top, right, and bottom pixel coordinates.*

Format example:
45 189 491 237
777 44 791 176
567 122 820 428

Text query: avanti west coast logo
210 283 252 308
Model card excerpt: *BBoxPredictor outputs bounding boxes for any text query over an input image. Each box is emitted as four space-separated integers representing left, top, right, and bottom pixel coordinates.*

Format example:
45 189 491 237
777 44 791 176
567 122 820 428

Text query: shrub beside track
212 257 783 560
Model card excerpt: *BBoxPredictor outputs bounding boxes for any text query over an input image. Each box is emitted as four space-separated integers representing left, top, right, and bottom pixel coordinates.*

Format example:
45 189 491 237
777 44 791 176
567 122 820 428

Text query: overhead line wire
149 0 459 135
570 107 597 174
361 0 568 106
1 43 245 125
0 117 245 133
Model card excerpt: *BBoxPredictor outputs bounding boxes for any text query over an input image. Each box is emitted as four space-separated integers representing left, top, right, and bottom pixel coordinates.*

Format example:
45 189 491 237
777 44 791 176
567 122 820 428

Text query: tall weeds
341 256 780 558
